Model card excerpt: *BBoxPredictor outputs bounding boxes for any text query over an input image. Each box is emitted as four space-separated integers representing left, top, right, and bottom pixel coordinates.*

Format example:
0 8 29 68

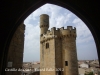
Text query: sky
23 3 98 62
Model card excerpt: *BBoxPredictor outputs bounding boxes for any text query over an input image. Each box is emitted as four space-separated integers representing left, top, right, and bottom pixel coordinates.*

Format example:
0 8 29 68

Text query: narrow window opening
67 35 69 37
46 43 49 49
65 61 68 66
56 71 61 75
58 71 61 75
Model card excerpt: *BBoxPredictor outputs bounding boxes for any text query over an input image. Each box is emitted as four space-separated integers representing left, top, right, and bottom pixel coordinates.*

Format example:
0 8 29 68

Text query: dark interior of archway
0 0 100 75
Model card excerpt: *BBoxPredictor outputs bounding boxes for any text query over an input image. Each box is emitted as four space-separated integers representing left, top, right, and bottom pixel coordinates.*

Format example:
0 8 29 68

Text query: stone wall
62 37 78 75
55 38 62 68
40 39 56 75
5 23 25 75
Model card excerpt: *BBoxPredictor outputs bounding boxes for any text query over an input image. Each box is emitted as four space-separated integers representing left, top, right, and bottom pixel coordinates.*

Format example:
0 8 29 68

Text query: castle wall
55 38 62 68
40 39 56 75
5 23 25 75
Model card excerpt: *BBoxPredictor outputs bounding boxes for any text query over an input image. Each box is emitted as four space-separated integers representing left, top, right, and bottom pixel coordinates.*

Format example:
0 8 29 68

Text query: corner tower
40 14 49 35
60 26 78 75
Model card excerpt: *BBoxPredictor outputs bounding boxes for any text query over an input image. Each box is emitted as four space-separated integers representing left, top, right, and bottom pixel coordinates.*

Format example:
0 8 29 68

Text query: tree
85 72 94 75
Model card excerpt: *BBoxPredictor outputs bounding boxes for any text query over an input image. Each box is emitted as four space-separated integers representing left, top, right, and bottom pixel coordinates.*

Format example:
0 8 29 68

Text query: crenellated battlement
40 26 77 43
42 26 76 35
60 26 76 37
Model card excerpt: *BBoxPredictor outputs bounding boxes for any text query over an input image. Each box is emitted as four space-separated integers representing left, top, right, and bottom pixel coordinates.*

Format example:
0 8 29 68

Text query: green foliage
85 72 94 75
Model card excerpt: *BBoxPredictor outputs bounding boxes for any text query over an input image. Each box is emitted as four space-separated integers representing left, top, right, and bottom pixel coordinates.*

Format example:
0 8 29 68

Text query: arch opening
2 1 100 75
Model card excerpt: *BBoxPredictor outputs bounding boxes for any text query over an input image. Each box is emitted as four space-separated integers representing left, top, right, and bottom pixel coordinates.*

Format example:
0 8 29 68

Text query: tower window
56 71 61 75
46 43 49 49
65 61 68 66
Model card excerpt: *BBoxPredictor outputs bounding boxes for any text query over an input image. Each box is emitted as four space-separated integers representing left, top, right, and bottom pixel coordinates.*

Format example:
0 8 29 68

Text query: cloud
24 23 40 61
72 18 94 44
73 18 97 60
23 4 97 62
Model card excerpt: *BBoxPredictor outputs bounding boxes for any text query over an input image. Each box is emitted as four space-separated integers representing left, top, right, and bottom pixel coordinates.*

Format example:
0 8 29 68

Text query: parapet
51 27 56 31
40 26 77 43
41 26 76 37
61 26 76 37
40 14 49 17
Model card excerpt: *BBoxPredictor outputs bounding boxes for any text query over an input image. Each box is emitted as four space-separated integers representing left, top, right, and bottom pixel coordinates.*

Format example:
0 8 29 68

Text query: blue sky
23 3 98 62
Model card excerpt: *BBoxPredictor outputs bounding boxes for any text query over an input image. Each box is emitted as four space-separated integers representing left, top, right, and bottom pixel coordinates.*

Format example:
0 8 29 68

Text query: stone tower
6 23 25 75
40 14 49 35
40 14 78 75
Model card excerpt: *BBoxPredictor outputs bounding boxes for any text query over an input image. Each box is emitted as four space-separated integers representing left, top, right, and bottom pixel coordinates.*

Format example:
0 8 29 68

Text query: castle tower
40 14 49 35
60 26 78 75
40 14 78 75
6 22 25 75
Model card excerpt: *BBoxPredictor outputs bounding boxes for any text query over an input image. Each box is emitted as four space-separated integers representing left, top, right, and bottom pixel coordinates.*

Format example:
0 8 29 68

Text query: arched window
46 43 49 49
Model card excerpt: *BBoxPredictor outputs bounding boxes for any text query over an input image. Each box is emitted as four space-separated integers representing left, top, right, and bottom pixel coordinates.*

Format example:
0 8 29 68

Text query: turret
61 26 76 38
40 14 49 35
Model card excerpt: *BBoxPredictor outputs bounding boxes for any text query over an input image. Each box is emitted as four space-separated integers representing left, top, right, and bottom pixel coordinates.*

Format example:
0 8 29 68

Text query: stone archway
5 23 25 75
